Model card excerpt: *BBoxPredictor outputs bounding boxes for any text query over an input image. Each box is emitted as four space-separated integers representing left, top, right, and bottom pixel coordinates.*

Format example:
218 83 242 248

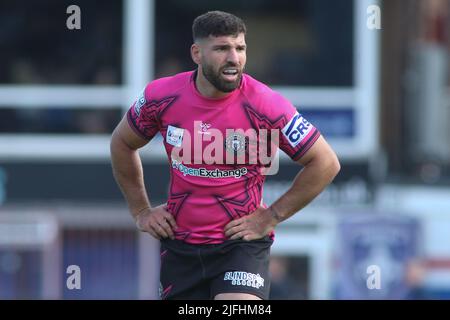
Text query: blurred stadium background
0 0 449 300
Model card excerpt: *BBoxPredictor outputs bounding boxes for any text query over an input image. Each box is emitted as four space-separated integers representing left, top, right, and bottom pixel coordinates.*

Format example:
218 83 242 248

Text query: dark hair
192 11 246 42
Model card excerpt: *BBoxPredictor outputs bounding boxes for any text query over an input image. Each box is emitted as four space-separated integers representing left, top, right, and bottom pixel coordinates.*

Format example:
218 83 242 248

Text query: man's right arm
110 116 177 240
110 116 150 217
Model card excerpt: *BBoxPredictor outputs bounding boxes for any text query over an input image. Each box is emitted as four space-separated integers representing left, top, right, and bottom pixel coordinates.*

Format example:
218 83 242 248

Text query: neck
195 68 232 99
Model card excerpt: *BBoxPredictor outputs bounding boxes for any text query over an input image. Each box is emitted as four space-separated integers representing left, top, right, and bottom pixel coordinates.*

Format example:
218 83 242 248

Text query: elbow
316 148 340 182
333 158 341 178
329 151 341 180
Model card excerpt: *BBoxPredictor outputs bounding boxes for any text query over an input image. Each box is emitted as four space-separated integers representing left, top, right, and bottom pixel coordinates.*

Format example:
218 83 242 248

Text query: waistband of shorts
161 235 273 249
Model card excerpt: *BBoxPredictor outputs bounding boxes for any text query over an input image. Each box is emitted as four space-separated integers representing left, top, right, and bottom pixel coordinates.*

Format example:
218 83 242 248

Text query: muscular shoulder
240 74 296 119
143 71 193 100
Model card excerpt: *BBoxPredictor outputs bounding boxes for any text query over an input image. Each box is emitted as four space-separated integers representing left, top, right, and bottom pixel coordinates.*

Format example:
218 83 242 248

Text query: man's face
197 33 247 93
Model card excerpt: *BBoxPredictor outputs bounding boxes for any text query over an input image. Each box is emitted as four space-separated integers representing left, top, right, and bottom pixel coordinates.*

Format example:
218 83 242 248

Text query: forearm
269 156 340 223
110 136 151 219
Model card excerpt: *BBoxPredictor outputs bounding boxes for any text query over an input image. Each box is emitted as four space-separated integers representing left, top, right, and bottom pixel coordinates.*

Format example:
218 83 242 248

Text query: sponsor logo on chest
166 125 184 147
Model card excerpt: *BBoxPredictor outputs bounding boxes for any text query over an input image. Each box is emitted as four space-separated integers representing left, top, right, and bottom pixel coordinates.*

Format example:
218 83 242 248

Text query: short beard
201 63 242 93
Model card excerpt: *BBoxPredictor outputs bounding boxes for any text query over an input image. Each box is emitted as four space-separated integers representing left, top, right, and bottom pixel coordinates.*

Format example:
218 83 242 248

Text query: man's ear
191 43 201 65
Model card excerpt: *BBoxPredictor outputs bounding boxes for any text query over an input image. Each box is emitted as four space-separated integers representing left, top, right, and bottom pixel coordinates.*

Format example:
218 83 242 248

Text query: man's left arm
268 135 340 223
224 135 340 241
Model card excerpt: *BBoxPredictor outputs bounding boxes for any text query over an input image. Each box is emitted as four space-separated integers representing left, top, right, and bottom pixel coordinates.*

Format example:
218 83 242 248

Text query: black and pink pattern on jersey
215 168 263 220
127 96 178 140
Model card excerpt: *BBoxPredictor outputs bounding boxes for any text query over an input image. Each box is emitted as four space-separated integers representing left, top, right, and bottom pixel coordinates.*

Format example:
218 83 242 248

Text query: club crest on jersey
225 132 247 155
134 92 146 116
166 125 184 147
282 112 313 147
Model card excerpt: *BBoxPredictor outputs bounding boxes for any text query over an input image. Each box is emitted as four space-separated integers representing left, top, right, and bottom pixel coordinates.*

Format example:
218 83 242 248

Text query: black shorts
159 236 273 300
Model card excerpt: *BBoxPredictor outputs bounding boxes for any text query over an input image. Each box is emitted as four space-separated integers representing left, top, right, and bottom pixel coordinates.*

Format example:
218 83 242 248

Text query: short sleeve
126 84 159 141
270 94 321 161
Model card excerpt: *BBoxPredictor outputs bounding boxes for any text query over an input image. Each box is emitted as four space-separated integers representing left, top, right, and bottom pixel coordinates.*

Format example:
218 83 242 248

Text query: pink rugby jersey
127 71 320 244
